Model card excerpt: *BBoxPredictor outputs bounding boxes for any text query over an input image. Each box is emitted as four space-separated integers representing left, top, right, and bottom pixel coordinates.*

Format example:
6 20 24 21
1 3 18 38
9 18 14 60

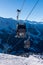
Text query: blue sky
0 0 43 22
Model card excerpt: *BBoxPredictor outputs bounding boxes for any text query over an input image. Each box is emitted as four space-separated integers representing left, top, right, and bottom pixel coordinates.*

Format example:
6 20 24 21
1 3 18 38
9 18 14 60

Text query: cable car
16 23 26 38
17 9 21 20
14 9 30 52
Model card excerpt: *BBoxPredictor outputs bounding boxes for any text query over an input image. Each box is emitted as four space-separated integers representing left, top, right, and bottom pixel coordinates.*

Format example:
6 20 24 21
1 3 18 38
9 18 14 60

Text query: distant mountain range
0 17 43 55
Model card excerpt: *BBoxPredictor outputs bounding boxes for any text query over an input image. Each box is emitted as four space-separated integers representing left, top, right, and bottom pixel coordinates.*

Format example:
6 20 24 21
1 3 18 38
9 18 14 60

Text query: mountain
0 17 43 55
0 17 18 34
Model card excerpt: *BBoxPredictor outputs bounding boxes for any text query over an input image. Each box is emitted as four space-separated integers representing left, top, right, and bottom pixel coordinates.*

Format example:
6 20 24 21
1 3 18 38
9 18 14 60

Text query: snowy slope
0 53 43 65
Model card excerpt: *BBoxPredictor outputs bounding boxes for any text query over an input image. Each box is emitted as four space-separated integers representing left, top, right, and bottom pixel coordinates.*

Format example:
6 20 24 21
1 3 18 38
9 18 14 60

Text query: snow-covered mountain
0 17 43 55
0 17 18 34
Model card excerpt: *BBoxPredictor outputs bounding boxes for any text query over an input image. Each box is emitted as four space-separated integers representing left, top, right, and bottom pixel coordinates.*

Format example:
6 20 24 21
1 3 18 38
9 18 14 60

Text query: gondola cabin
16 23 26 38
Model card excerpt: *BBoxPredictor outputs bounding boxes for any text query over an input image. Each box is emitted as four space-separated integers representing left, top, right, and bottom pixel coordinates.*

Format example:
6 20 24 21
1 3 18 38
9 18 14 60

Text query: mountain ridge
0 17 43 54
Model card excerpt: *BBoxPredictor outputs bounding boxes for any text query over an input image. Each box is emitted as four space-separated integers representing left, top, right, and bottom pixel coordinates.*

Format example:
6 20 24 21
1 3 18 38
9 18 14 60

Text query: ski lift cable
20 0 25 11
19 0 26 19
17 0 25 15
16 0 26 20
25 0 39 20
